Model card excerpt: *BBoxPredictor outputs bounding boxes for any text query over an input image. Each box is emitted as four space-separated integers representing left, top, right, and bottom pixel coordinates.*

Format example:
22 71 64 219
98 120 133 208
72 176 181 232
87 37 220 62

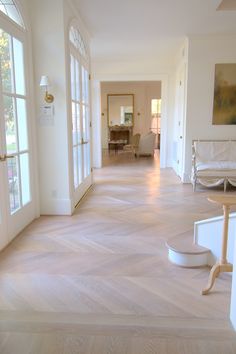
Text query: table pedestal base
202 262 233 295
202 195 236 295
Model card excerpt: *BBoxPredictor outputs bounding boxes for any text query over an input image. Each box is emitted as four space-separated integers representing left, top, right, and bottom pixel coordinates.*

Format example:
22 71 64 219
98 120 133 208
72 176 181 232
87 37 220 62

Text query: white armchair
123 133 141 155
136 132 156 157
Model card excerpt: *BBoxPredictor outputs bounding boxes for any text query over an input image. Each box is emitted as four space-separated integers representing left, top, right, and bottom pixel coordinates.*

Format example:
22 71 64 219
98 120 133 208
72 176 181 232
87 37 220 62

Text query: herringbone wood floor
0 151 236 353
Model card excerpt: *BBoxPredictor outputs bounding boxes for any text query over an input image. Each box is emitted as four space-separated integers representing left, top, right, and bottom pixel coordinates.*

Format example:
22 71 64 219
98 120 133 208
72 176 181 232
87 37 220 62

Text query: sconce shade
40 75 50 87
39 75 54 103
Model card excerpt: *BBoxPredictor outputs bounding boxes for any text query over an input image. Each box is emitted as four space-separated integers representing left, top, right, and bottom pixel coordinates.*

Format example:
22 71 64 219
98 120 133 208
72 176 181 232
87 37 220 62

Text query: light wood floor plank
0 151 235 353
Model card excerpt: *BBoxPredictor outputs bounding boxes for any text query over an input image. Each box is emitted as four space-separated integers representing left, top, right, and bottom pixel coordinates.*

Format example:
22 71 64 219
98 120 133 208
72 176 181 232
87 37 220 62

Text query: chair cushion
196 161 236 171
196 161 236 177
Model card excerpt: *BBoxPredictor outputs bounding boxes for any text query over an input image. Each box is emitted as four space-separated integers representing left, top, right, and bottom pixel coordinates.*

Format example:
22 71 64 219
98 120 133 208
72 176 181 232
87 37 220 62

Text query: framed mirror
107 94 134 127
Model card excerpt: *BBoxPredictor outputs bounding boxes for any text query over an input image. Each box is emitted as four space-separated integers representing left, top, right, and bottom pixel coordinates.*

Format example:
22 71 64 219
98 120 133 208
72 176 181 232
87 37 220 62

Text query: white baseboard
172 162 178 175
182 173 191 183
40 198 73 215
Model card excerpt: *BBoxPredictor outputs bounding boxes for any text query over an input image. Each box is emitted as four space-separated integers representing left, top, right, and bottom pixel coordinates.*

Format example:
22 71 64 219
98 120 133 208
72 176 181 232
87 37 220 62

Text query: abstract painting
212 64 236 125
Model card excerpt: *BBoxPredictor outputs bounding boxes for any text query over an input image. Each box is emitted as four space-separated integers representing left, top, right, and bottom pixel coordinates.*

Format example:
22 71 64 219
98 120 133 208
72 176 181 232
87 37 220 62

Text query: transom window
69 26 88 60
0 0 24 28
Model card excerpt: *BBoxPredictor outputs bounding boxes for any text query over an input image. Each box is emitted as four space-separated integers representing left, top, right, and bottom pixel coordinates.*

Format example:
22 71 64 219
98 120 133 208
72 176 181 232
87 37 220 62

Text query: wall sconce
40 75 54 103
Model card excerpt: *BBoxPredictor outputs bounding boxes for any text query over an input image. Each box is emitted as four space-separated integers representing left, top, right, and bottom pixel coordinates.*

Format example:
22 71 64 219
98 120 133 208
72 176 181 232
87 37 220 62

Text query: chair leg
193 178 197 192
224 179 227 192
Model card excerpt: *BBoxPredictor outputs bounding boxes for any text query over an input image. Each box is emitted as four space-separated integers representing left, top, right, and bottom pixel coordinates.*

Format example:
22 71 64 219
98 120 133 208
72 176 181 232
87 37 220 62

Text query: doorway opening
100 81 162 166
151 98 162 150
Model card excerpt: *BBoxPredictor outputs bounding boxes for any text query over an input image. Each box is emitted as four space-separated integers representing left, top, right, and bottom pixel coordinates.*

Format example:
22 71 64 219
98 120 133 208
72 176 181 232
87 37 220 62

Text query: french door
70 52 92 205
0 27 35 249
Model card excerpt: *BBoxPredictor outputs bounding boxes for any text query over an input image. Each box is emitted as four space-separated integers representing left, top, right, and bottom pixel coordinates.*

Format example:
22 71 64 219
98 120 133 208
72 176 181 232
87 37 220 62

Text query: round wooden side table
202 195 236 295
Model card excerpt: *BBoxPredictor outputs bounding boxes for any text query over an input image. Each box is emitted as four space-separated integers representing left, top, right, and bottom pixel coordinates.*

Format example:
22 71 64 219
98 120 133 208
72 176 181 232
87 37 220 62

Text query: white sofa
192 140 236 191
136 132 156 157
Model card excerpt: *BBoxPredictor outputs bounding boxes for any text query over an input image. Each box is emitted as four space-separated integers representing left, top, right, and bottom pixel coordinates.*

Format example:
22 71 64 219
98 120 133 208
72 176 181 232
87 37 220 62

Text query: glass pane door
81 66 90 179
0 28 33 248
70 54 91 204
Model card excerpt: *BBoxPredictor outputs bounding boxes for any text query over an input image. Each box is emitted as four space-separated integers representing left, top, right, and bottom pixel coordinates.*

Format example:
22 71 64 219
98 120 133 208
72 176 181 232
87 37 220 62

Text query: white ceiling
73 0 236 64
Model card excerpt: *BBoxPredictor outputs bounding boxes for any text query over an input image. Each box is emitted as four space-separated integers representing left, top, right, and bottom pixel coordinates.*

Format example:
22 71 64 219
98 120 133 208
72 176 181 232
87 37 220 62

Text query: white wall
28 0 92 214
28 0 71 215
183 35 236 182
92 59 175 77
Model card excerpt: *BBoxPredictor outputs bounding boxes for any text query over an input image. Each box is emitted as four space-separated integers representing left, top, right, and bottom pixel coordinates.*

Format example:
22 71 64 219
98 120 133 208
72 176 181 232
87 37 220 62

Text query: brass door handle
81 138 88 145
0 154 15 162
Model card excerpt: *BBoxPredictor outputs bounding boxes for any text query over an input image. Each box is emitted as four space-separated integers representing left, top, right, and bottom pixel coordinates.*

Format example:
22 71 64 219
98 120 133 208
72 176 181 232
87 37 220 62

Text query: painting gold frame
213 64 236 125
